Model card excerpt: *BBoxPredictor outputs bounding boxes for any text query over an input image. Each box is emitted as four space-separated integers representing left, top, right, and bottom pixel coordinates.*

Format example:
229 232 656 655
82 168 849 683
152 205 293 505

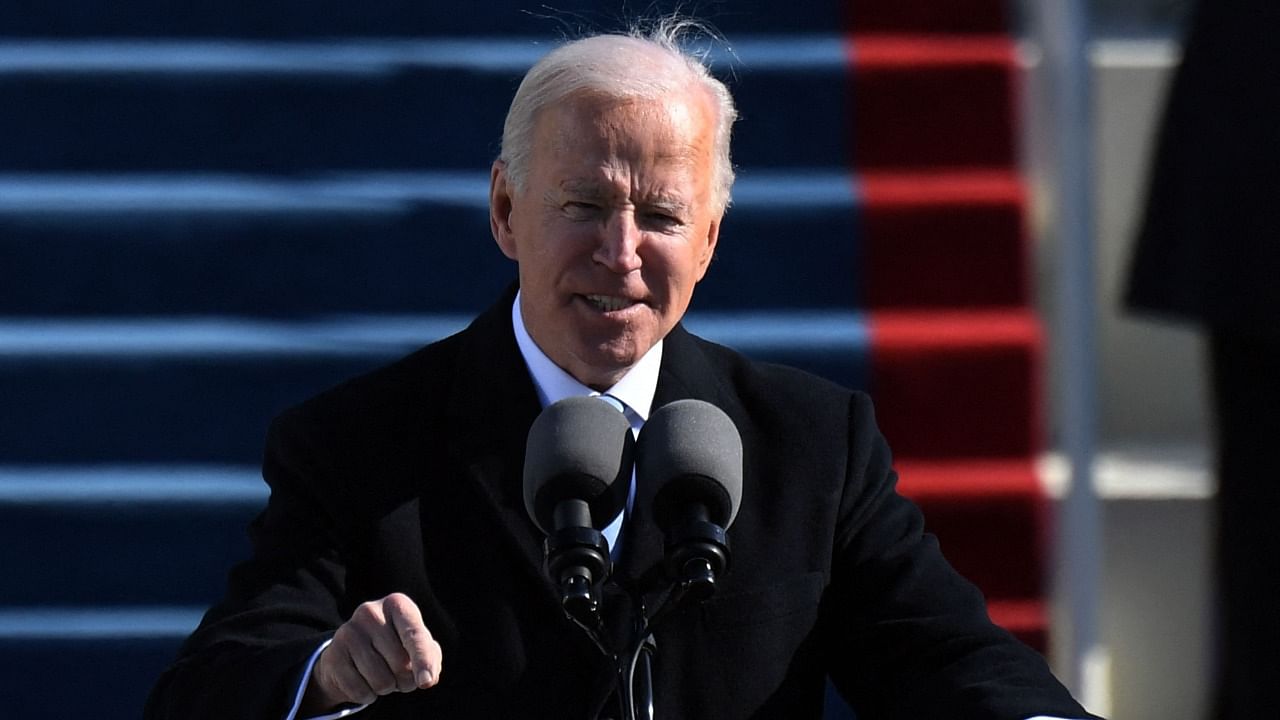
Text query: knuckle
334 622 368 649
352 600 383 623
395 670 419 693
384 592 412 610
335 617 360 638
369 676 396 696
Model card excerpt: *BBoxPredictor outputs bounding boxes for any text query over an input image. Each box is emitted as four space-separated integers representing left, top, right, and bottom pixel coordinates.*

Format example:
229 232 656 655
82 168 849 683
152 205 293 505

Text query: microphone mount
525 396 743 720
545 498 611 625
662 502 730 603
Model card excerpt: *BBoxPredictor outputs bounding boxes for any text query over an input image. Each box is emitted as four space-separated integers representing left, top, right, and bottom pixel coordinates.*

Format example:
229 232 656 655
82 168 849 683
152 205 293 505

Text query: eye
563 201 601 219
640 210 684 230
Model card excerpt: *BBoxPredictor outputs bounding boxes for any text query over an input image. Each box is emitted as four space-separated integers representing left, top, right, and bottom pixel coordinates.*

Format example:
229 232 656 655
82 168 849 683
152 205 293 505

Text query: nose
592 211 642 274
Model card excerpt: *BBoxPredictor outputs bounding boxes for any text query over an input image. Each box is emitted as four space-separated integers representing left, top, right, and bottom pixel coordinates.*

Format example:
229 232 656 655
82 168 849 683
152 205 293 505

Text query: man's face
490 91 722 390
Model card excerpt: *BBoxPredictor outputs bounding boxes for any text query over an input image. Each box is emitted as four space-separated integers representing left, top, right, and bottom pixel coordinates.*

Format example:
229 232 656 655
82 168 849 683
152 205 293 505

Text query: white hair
498 18 738 215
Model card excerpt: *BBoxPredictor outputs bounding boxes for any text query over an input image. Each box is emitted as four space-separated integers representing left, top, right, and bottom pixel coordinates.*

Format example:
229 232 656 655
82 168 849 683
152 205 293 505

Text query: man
147 20 1096 720
1127 2 1280 717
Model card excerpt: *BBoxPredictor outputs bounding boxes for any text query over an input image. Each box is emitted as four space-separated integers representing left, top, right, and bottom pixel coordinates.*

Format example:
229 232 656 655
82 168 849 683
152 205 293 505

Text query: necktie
595 393 638 559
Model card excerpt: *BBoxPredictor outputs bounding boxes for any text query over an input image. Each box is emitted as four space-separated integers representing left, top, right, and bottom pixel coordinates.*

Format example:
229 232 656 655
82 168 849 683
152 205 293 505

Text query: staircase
0 1 1046 715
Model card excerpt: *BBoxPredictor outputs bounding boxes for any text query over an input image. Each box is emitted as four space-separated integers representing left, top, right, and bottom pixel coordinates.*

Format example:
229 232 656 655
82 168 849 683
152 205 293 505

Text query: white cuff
284 638 372 720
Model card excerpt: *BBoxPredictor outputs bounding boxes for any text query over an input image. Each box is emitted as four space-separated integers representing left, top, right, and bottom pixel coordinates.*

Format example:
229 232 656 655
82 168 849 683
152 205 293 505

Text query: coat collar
445 293 748 602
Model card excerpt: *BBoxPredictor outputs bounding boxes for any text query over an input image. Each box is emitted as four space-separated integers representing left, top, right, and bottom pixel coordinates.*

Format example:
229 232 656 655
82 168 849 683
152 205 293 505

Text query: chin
573 345 642 382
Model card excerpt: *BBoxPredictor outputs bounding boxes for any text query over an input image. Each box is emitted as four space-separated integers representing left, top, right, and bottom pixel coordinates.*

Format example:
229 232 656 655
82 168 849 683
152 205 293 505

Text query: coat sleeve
145 411 352 720
823 392 1096 720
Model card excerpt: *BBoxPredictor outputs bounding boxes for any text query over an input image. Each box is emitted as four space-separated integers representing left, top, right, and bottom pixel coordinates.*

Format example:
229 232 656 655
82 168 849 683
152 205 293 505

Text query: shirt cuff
284 638 372 720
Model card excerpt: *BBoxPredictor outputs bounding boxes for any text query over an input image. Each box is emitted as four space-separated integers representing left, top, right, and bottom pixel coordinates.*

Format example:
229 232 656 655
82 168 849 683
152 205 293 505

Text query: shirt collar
511 290 660 423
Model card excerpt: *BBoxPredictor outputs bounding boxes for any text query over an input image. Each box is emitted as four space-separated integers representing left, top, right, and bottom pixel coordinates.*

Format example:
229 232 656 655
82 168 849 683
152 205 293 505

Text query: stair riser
0 200 861 315
847 0 1009 34
0 64 846 172
0 636 183 716
863 202 1029 308
2 355 392 463
0 502 256 606
851 60 1018 169
871 341 1041 458
906 493 1049 600
0 1 846 38
0 349 867 462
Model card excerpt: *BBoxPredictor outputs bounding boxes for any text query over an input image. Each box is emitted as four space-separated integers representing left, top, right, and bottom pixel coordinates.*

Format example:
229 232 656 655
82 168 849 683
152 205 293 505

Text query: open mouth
583 294 638 312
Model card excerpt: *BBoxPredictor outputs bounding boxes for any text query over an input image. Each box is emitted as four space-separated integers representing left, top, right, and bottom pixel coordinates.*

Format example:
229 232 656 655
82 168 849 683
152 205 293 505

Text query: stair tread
850 34 1016 65
0 310 1044 359
0 310 1048 352
0 169 1024 209
0 465 264 504
986 598 1048 632
0 36 850 74
0 311 867 357
896 459 1044 497
872 309 1041 348
0 606 205 639
0 171 857 213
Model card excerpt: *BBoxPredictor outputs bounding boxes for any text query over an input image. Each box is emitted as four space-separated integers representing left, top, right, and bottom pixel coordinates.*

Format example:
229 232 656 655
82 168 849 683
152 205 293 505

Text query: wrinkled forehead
538 90 715 159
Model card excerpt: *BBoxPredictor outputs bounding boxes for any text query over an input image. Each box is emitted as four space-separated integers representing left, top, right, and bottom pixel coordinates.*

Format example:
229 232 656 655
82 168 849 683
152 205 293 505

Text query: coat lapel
615 323 749 595
444 288 552 596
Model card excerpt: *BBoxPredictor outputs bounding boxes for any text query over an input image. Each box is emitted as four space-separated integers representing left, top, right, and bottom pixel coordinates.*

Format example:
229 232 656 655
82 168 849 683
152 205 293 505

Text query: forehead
532 92 715 177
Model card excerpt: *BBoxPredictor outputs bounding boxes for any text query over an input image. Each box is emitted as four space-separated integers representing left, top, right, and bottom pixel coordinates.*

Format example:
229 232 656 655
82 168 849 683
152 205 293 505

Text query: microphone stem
633 635 655 720
618 628 656 720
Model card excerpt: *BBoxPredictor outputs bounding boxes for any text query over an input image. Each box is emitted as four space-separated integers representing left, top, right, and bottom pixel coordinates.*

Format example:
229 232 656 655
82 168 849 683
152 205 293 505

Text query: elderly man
147 21 1096 720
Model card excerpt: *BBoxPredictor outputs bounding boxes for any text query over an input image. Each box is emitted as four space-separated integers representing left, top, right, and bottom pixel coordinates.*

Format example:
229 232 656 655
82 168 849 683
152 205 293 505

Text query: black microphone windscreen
638 399 743 529
523 395 634 534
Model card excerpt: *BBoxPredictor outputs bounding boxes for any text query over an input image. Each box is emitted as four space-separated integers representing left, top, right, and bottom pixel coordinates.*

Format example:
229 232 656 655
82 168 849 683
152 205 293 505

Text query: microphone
636 399 743 601
524 396 634 622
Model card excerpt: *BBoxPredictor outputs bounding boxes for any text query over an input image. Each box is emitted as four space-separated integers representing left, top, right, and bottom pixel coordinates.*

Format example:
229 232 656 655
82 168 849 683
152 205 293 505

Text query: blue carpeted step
0 172 859 316
0 313 869 463
0 38 847 173
0 467 263 605
0 607 199 717
0 0 846 38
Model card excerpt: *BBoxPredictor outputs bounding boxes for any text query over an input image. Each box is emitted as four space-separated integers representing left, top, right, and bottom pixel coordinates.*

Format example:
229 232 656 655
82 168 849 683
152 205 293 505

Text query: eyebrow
644 198 692 216
558 179 690 213
558 179 609 200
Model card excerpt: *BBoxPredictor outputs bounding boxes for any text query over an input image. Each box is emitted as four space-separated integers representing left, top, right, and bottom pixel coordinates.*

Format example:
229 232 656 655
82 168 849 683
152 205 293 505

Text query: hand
302 593 443 712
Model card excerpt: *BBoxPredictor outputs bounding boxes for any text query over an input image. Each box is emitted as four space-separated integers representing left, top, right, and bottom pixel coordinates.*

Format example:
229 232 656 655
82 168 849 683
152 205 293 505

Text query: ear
693 216 721 282
489 160 519 261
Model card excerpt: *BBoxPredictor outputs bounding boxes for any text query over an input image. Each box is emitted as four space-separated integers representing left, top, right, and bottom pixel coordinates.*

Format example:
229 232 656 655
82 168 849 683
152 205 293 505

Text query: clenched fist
301 593 443 713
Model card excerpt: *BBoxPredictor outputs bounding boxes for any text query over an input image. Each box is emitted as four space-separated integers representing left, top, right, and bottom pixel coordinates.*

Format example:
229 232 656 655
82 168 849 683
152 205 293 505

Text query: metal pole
1027 0 1105 708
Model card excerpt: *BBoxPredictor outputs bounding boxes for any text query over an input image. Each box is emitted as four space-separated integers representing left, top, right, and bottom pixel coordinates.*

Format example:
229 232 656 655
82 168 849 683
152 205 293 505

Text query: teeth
585 294 634 312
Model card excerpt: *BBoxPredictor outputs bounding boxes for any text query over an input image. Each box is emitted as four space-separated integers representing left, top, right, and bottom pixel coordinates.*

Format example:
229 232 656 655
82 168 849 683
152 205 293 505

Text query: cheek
520 234 592 292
